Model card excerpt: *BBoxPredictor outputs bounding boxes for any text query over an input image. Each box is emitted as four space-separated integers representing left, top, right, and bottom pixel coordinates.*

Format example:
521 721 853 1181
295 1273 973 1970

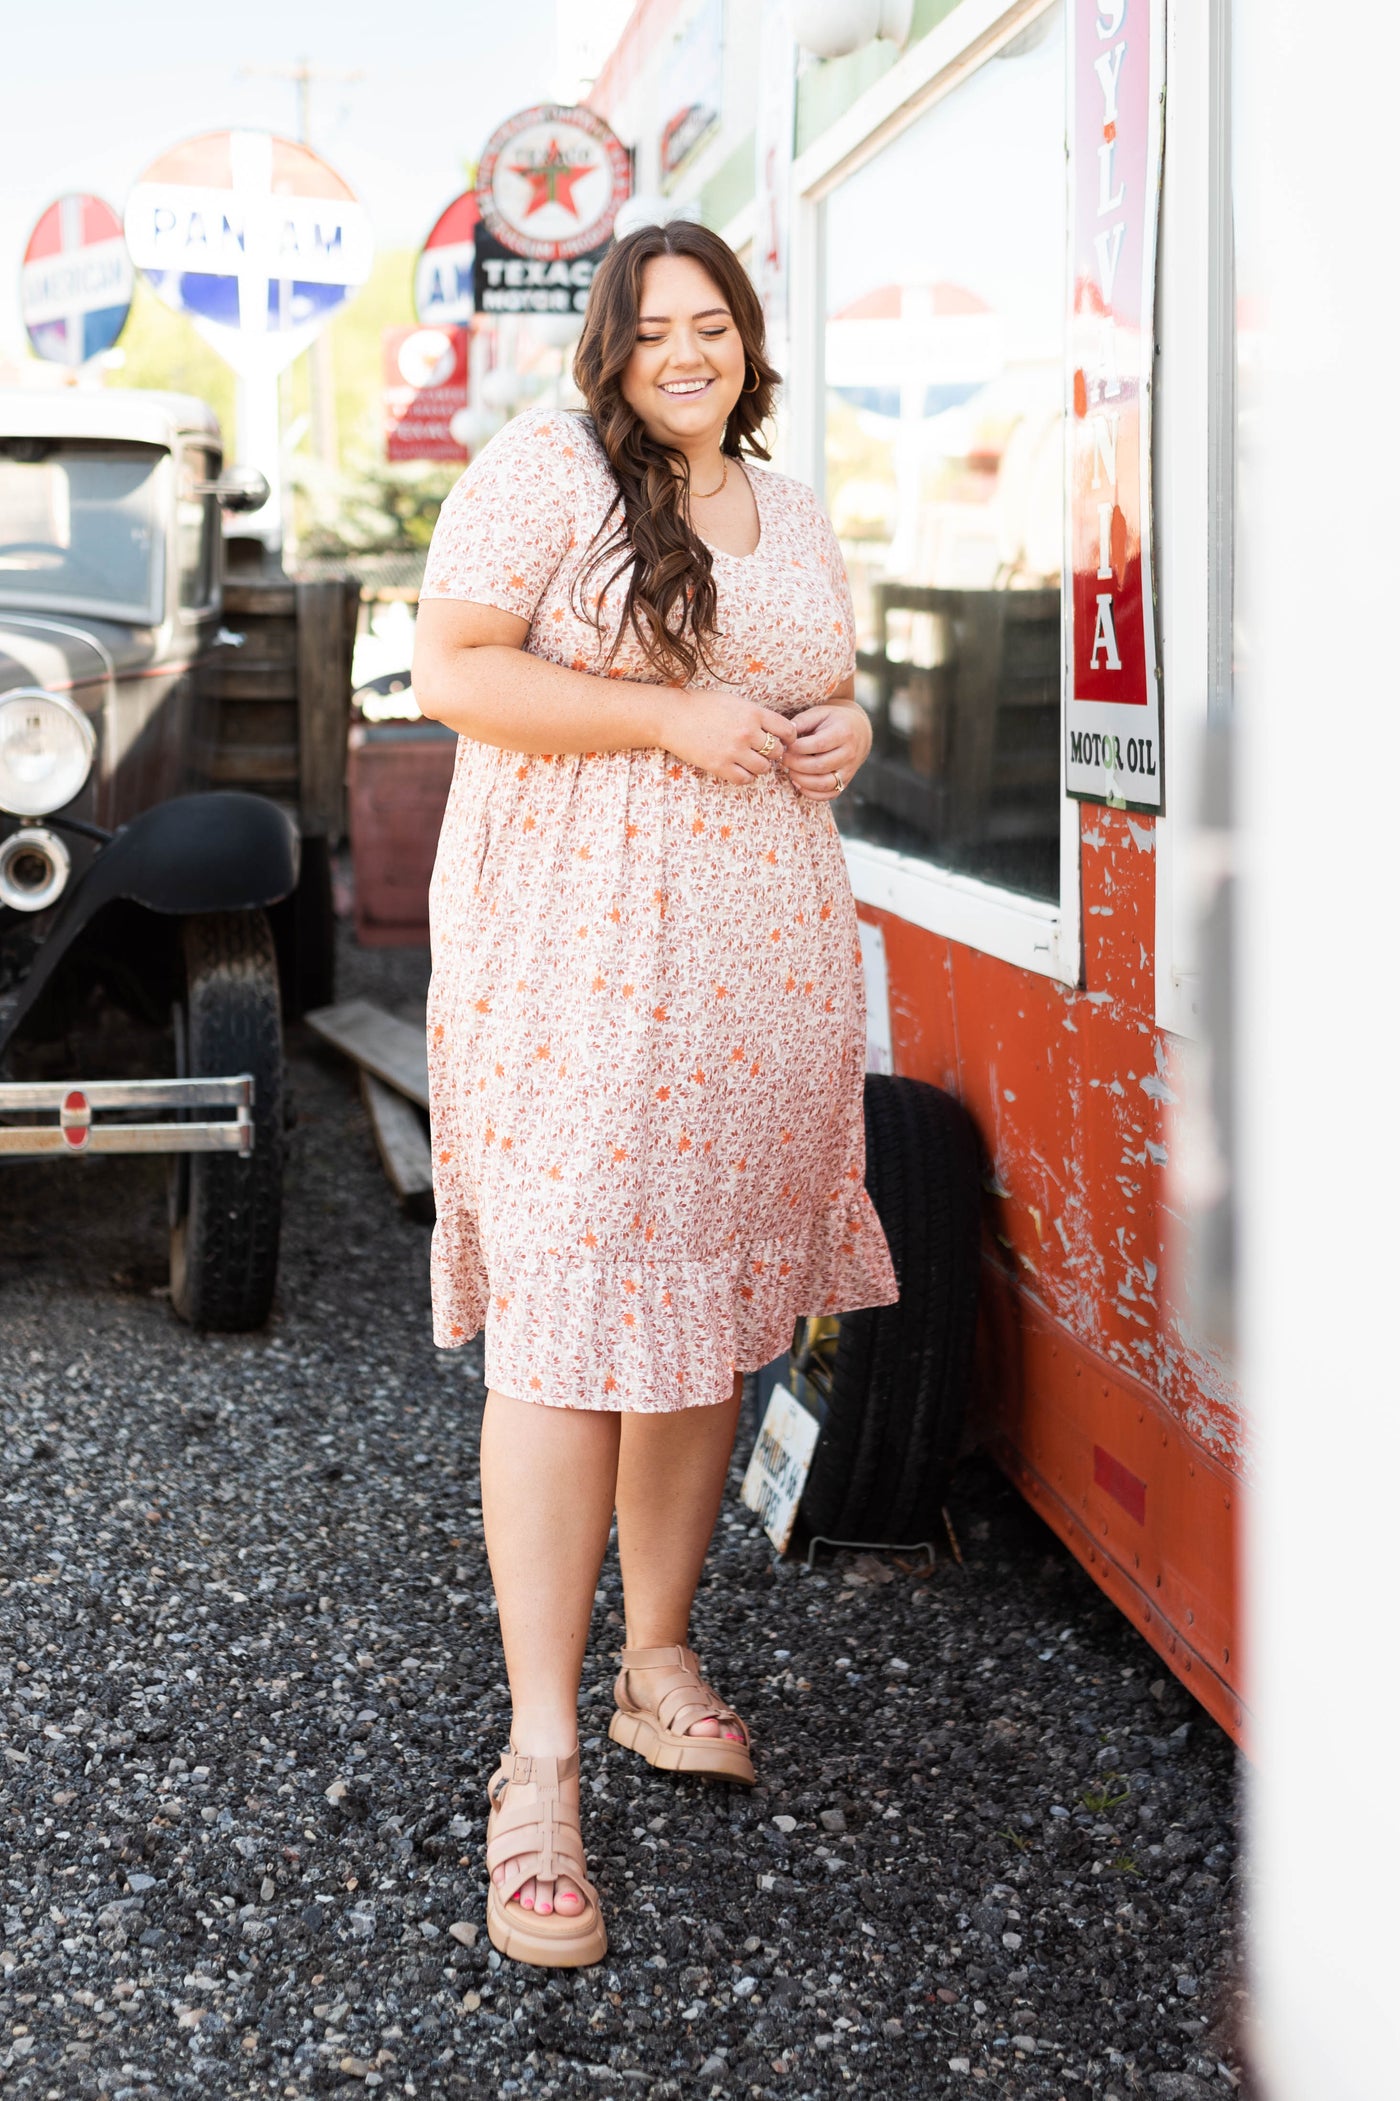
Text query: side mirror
200 467 272 514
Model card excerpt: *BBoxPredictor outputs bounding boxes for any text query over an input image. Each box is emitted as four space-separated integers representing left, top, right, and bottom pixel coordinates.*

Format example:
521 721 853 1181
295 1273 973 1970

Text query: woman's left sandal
484 1746 608 1968
608 1643 756 1786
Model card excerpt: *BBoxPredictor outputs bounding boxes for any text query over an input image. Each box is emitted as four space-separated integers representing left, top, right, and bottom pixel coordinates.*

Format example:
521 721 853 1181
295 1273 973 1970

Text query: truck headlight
0 689 97 818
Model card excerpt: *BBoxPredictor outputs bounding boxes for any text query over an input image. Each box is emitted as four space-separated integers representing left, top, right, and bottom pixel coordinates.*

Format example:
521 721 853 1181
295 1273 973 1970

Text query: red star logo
507 136 592 218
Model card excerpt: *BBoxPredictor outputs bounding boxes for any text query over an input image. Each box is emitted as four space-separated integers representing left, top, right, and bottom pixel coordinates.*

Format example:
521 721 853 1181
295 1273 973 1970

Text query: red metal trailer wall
859 804 1245 1744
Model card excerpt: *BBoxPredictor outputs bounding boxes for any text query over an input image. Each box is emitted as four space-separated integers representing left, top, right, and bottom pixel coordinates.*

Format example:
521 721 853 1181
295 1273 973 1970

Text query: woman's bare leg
614 1374 745 1741
480 1388 619 1915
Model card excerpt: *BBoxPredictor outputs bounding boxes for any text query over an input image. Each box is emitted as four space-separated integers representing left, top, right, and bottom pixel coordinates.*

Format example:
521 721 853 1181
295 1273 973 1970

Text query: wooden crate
196 571 360 835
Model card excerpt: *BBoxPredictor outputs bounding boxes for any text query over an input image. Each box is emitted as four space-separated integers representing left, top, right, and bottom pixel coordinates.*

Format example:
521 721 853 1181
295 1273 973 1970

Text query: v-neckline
698 461 763 564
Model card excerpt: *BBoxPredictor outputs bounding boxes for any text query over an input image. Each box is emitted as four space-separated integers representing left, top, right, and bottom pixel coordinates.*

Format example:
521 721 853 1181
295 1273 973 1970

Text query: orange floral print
420 407 896 1409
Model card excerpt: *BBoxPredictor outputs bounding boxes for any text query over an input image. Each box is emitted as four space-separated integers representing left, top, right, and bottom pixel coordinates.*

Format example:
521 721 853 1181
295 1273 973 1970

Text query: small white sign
858 917 893 1076
741 1382 820 1553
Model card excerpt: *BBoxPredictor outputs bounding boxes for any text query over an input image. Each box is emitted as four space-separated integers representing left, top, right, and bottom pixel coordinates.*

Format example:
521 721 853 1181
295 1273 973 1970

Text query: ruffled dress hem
430 1191 897 1412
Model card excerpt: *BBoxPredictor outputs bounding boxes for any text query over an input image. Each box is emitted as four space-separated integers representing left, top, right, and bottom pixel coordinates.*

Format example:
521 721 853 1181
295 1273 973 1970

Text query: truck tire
272 834 336 1021
796 1075 981 1547
169 910 284 1331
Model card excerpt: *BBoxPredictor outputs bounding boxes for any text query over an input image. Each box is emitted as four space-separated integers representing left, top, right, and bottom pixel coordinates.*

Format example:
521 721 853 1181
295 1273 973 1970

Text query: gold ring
759 731 776 757
832 771 845 794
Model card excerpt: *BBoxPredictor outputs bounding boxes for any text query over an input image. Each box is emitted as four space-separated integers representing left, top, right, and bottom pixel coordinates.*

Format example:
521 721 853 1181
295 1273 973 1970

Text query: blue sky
1 0 559 359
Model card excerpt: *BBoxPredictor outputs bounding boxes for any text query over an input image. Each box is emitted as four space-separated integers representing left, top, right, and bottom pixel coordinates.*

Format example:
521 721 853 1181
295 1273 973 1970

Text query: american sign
1065 0 1165 811
21 195 133 367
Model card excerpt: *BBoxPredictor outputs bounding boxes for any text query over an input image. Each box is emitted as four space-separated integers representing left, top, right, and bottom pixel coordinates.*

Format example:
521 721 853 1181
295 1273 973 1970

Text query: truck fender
78 792 301 916
0 794 300 1051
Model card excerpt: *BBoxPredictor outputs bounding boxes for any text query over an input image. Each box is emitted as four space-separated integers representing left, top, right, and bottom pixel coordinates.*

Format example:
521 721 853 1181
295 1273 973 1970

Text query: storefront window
822 5 1066 904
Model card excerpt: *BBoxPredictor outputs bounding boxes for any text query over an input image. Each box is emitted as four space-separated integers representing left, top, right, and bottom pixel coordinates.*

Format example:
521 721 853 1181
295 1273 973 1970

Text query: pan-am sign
124 130 373 376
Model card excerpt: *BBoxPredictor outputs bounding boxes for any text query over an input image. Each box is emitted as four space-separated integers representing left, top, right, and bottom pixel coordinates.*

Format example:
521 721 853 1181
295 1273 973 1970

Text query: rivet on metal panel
1154 1574 1162 1589
1188 1463 1195 1477
1161 1433 1168 1447
1101 1385 1110 1398
1186 1609 1195 1625
1223 1647 1230 1665
1101 1521 1108 1536
1224 1494 1231 1510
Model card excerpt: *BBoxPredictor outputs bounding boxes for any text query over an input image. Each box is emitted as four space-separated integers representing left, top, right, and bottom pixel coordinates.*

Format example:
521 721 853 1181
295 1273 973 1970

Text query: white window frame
1153 0 1229 1040
783 0 1080 985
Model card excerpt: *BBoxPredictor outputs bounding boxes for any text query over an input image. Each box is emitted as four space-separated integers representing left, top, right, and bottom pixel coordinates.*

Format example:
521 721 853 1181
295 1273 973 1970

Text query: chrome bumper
0 1076 254 1158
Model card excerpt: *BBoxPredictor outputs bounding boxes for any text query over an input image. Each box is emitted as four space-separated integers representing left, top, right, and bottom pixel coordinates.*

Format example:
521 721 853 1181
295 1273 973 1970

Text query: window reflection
823 5 1066 904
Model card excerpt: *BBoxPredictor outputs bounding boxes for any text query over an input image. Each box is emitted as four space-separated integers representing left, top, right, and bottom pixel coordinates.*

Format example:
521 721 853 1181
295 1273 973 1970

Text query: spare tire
795 1074 981 1547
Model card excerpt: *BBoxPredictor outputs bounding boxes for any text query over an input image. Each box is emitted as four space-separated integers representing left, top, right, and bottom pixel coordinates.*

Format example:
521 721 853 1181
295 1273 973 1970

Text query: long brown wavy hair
571 220 780 683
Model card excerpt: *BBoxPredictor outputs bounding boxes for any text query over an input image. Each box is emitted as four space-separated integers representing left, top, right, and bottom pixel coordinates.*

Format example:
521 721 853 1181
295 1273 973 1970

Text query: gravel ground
0 930 1253 2101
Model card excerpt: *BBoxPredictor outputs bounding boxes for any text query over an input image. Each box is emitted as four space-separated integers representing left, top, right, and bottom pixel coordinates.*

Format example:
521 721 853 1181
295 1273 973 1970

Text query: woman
412 219 896 1970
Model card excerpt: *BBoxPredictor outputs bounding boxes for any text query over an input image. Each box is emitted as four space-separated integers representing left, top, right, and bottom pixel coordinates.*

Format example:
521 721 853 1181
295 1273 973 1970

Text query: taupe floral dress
419 407 896 1409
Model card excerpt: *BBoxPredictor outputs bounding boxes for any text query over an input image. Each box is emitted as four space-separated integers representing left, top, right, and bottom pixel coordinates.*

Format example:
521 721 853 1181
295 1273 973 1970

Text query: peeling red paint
860 802 1245 1740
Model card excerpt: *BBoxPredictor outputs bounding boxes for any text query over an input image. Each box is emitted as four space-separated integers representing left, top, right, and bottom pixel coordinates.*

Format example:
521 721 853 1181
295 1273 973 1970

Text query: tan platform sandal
609 1644 756 1786
484 1745 607 1968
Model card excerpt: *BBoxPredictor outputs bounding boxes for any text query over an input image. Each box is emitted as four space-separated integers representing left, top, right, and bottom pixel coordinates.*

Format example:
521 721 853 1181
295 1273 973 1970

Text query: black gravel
1 930 1253 2100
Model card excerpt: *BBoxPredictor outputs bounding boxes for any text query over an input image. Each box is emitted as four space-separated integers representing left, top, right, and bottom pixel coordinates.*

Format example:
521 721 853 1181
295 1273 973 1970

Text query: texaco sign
476 103 631 264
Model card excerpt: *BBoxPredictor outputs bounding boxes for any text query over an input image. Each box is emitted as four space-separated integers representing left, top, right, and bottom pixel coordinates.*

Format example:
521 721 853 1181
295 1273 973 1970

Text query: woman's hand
782 699 874 801
660 691 798 786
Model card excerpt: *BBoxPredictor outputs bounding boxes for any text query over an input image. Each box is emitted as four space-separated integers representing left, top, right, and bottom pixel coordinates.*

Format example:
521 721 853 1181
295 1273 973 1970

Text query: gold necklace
690 457 729 501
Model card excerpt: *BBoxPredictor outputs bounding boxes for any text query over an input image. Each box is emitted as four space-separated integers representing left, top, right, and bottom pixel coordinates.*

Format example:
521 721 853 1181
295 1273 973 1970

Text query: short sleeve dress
419 407 896 1410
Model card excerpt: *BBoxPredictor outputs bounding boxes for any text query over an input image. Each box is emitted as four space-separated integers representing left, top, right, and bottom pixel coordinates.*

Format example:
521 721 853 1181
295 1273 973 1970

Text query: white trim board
1152 0 1217 1040
844 835 1074 983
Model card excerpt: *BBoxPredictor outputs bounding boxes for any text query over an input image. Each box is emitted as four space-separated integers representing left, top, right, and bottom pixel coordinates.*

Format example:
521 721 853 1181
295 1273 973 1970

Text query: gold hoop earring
742 366 762 395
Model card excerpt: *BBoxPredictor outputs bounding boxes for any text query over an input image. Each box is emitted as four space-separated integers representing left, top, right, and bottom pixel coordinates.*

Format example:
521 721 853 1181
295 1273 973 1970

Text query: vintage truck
0 388 356 1330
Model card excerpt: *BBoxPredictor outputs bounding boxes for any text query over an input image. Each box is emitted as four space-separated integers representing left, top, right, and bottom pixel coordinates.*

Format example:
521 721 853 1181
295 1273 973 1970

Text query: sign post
21 195 133 370
1064 0 1165 810
123 130 373 550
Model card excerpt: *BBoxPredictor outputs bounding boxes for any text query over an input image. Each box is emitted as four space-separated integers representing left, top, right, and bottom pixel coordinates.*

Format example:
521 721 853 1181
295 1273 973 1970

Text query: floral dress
419 407 896 1410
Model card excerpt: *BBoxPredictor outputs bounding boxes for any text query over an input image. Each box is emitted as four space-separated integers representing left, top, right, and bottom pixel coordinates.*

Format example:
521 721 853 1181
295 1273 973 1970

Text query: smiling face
619 253 747 461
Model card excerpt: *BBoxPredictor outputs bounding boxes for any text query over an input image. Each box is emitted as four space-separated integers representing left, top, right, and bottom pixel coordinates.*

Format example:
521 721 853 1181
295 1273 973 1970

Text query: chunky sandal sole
486 1887 607 1968
609 1706 756 1786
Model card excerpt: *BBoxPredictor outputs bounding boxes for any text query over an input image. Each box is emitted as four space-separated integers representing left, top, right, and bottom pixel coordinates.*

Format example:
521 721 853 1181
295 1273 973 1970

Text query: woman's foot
485 1746 607 1968
609 1644 755 1785
489 1749 584 1917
